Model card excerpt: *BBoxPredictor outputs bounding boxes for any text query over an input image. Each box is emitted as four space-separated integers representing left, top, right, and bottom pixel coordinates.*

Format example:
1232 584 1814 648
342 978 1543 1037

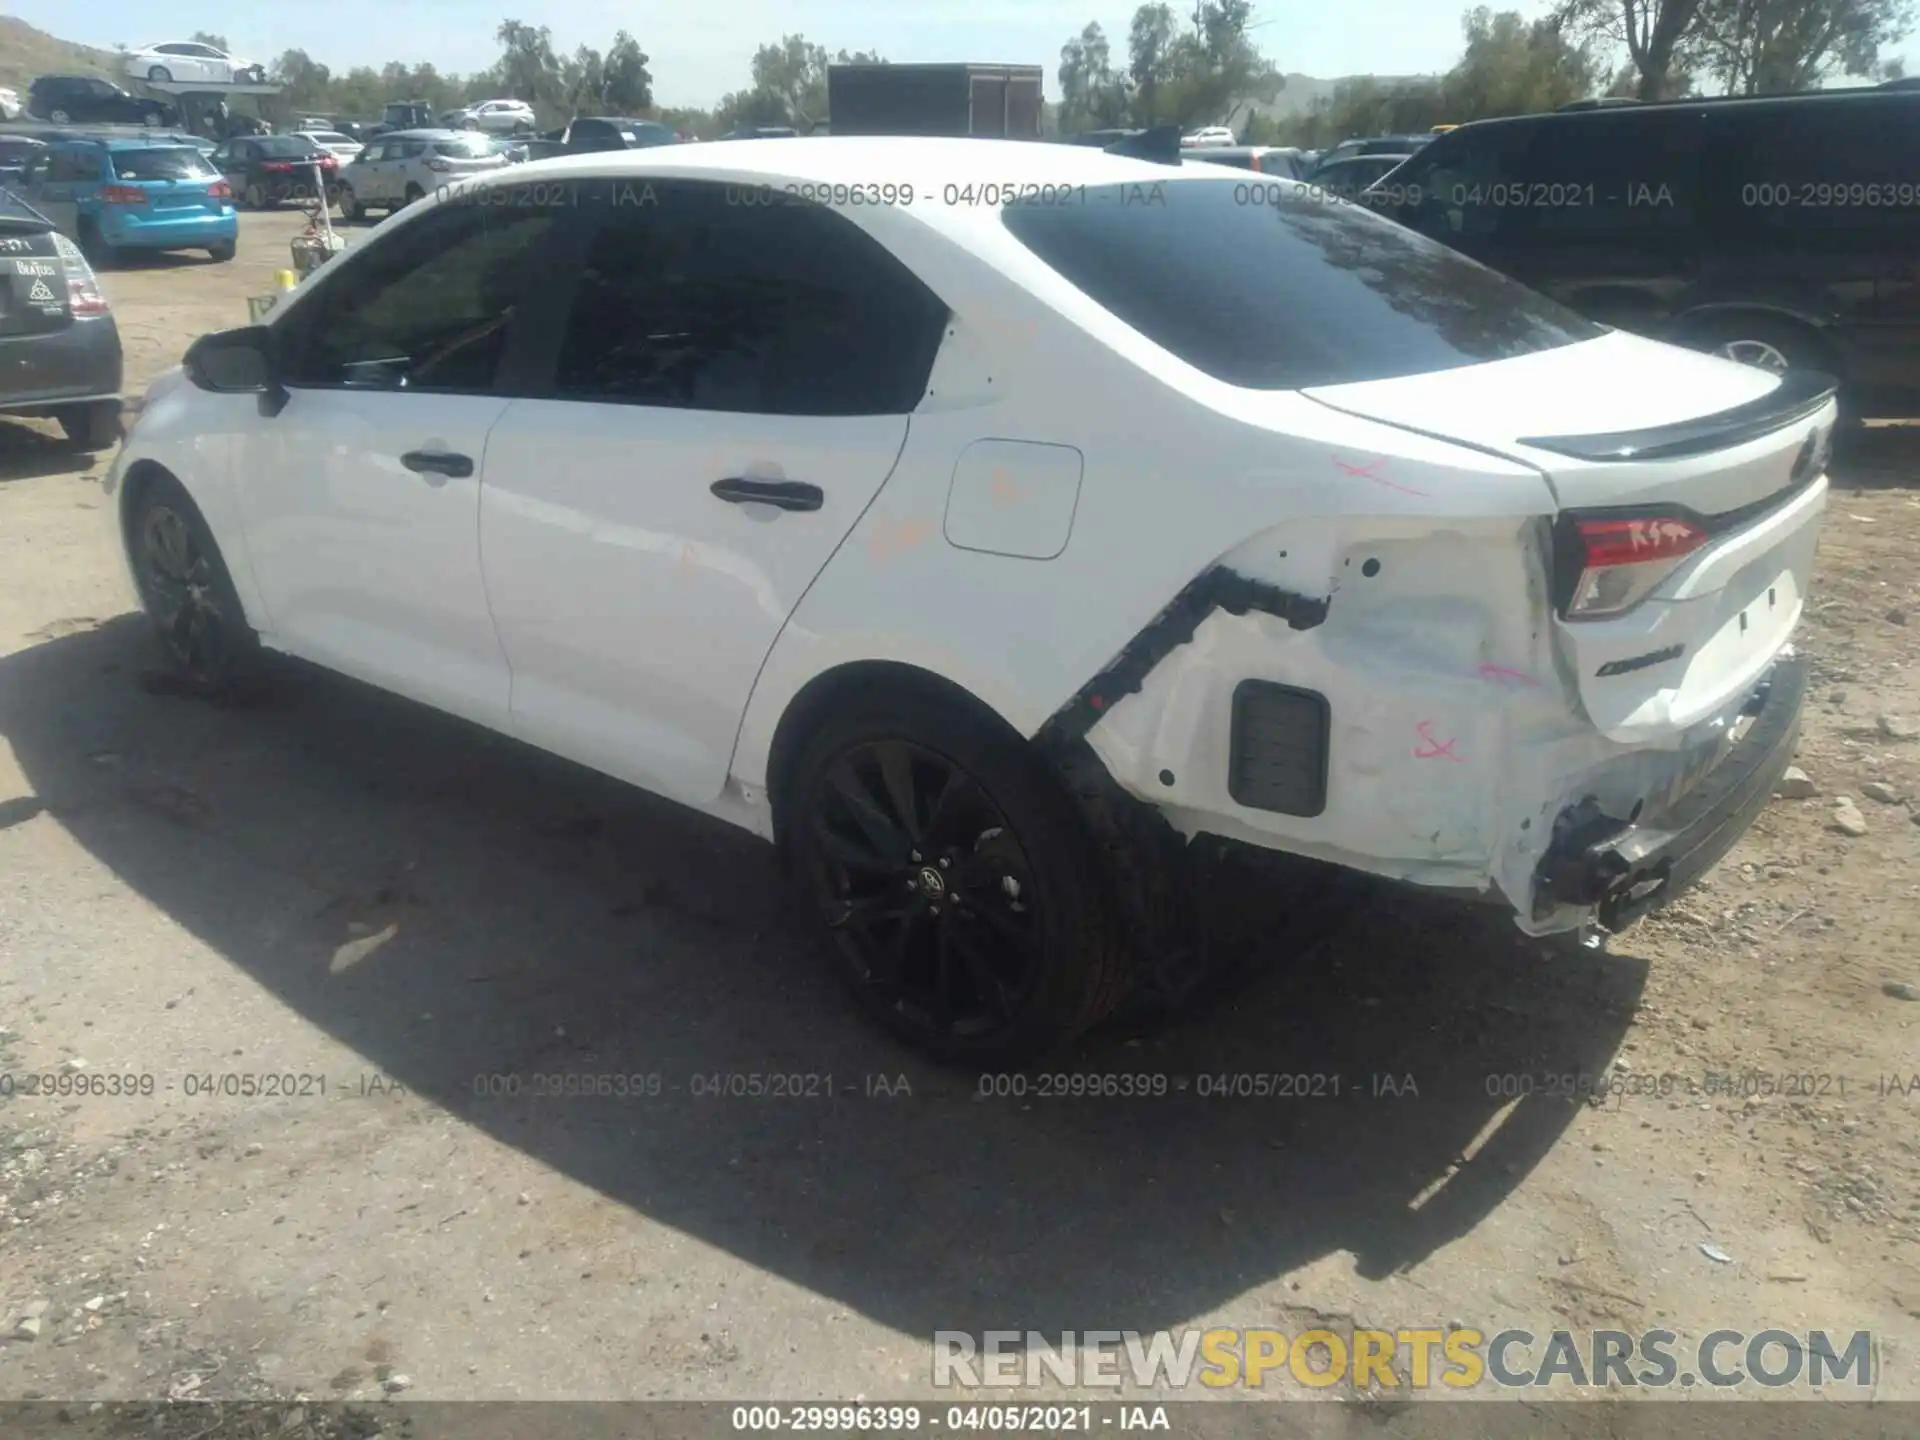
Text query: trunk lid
0 222 71 338
1302 331 1837 744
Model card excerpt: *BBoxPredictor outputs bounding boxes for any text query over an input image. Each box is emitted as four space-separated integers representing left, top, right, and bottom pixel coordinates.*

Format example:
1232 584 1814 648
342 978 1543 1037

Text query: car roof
1453 83 1919 135
382 129 468 139
102 136 199 149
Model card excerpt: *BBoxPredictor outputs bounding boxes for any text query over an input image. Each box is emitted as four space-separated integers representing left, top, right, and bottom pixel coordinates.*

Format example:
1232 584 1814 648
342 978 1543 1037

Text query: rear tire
402 182 424 206
58 401 122 451
48 108 73 124
783 687 1129 1066
126 472 258 699
76 218 119 268
342 189 367 222
147 67 172 83
206 241 235 262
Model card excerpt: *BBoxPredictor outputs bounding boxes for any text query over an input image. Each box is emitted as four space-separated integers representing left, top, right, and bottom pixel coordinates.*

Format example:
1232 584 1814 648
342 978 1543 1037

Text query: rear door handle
709 477 824 512
401 449 474 479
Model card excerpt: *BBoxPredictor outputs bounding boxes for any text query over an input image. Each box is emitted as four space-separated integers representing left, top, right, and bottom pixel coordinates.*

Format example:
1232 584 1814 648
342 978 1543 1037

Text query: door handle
401 450 474 479
709 477 824 512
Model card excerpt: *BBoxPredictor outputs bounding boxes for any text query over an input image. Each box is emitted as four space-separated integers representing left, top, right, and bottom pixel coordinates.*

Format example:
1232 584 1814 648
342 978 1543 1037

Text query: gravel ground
0 212 1915 1420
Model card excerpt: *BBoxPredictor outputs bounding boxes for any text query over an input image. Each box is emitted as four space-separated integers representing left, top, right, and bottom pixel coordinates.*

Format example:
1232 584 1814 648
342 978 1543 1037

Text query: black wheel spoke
830 890 920 933
920 767 975 850
813 816 896 876
945 920 1015 1020
968 896 1038 958
929 929 956 1031
826 759 912 866
872 741 923 843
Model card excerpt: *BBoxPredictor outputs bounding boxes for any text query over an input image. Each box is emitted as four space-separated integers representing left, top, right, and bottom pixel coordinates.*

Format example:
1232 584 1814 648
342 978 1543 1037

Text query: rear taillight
99 184 147 205
55 239 109 315
1563 515 1710 619
208 179 232 200
262 160 293 173
1250 154 1261 173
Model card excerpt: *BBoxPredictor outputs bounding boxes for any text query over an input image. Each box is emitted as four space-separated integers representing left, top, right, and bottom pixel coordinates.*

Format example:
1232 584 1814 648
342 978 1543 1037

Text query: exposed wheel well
763 661 1025 851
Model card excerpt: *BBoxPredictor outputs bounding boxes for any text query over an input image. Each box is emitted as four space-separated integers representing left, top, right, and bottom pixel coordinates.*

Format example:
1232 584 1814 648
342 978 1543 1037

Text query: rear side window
550 179 950 415
110 148 216 181
435 135 495 158
1714 102 1920 234
1001 177 1602 389
1394 124 1535 240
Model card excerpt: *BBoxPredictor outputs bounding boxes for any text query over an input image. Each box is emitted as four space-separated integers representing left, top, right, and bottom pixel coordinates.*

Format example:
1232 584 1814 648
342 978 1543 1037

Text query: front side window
1395 124 1536 241
278 200 565 393
549 179 950 415
1001 175 1602 389
1713 102 1920 235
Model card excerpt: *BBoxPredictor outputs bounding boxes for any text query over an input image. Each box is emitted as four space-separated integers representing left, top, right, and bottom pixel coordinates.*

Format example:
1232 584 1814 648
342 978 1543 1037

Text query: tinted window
551 180 950 415
255 136 322 158
1001 176 1602 388
111 148 216 181
1394 124 1535 240
49 150 105 183
1713 101 1920 234
280 202 565 392
1519 113 1705 235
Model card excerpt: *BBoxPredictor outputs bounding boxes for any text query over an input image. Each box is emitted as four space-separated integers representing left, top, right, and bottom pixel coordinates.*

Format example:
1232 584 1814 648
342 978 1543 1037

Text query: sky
10 0 1915 109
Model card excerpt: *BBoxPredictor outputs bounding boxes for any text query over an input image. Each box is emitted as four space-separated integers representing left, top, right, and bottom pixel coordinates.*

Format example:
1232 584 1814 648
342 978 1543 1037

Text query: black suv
1375 88 1920 416
28 76 176 128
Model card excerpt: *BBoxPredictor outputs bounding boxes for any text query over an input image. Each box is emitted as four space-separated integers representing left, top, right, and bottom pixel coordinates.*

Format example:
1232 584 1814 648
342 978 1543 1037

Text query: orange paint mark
867 515 935 563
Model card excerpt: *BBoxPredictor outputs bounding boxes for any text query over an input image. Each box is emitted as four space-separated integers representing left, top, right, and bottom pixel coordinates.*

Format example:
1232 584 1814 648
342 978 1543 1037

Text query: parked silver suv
335 130 505 220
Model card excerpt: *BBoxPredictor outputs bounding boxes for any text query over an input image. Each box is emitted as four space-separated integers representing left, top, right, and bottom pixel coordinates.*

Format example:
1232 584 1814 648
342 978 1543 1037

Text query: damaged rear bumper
1534 656 1807 931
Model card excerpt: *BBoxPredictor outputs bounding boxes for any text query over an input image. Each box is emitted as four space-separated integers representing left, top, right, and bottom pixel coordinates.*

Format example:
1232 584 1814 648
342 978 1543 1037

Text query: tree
191 31 231 52
1695 0 1914 92
493 19 563 108
717 35 884 131
1442 8 1599 117
602 32 654 113
1059 22 1129 130
1555 0 1708 98
270 49 333 110
565 45 605 112
1126 4 1182 120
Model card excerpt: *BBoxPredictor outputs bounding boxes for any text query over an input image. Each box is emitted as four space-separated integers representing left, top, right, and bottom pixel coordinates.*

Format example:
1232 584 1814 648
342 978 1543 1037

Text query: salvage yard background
0 212 1916 1406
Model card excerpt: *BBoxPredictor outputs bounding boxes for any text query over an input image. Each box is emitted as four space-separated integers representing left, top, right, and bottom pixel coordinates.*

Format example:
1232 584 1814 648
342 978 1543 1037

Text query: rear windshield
0 188 52 230
1000 176 1604 388
111 148 216 181
434 135 496 158
256 136 323 157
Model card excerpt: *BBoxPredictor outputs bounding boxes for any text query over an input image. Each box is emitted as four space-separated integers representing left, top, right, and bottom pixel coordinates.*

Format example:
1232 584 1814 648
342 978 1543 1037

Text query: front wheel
128 473 258 697
785 690 1128 1064
402 182 424 206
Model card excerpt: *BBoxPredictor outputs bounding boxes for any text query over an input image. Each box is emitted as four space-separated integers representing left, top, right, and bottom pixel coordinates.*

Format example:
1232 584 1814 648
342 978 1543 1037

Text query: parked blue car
15 137 236 265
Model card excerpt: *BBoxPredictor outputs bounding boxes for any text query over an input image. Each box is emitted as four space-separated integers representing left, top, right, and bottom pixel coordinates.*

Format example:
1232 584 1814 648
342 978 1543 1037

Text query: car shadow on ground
0 418 96 481
0 618 1645 1337
1832 422 1920 489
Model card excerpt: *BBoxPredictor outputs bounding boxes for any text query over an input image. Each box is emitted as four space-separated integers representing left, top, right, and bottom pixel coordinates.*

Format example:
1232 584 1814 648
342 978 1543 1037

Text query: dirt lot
0 211 1916 1418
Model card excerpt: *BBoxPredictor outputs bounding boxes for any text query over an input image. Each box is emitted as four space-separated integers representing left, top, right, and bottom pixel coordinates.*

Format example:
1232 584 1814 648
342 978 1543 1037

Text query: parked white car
124 41 267 86
1181 125 1236 147
334 130 505 218
106 139 1830 1062
301 130 364 164
0 87 21 121
444 99 537 134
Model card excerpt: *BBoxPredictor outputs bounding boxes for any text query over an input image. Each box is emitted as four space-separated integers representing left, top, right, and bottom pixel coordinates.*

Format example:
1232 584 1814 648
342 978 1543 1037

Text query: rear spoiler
1516 369 1839 462
1102 124 1183 166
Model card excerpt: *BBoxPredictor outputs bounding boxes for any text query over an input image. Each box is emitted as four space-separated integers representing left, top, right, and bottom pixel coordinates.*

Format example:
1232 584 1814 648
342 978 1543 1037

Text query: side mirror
184 325 289 415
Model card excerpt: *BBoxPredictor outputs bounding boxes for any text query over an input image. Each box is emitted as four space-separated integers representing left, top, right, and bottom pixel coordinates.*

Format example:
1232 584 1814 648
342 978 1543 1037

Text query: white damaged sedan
106 137 1831 1061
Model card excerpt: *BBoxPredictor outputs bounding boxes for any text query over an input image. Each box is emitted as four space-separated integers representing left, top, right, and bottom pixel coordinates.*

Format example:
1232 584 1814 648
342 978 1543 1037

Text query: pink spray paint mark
1332 452 1431 498
1477 662 1539 686
1413 720 1466 762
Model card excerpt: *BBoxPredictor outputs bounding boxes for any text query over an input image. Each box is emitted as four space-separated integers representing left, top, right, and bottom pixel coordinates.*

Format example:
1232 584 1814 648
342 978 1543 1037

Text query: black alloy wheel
806 738 1047 1044
138 503 233 688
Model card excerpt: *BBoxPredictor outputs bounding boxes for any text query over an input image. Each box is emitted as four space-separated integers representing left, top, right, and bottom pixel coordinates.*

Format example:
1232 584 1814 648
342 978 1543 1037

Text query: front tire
127 473 257 698
402 182 424 206
58 400 122 451
785 689 1128 1065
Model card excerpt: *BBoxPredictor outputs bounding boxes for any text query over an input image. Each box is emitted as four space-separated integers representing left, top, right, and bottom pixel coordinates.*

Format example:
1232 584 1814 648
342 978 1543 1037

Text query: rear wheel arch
763 661 1028 853
1667 305 1844 375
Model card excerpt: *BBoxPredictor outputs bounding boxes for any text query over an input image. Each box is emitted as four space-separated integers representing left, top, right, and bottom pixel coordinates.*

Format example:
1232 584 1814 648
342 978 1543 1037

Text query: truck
825 63 1043 139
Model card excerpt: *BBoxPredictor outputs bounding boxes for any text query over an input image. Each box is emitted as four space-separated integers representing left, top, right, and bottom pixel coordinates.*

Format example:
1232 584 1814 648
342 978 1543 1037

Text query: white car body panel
125 43 260 85
107 137 1831 929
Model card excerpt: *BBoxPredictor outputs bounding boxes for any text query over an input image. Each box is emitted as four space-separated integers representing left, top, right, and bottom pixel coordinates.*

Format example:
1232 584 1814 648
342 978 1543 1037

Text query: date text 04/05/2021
729 1405 1170 1432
